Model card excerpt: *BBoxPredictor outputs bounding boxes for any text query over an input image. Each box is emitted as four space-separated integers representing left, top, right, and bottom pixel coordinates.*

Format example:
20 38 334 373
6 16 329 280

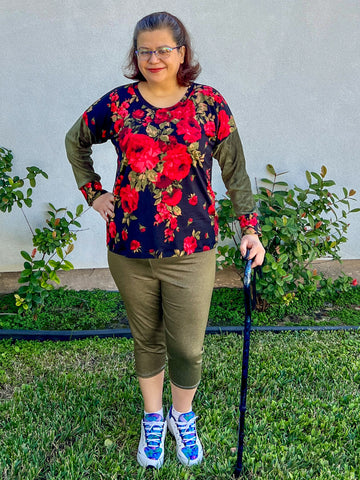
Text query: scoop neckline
134 82 194 110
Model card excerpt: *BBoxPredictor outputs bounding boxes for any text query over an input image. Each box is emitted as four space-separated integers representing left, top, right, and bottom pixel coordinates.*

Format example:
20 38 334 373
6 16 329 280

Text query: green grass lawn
1 331 359 479
1 286 360 331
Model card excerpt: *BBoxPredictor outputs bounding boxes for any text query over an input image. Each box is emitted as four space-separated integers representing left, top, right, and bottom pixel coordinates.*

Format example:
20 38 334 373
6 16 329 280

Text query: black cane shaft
234 255 253 478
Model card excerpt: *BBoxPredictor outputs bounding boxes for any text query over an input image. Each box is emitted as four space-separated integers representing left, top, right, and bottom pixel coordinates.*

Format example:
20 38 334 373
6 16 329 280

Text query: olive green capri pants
108 248 216 389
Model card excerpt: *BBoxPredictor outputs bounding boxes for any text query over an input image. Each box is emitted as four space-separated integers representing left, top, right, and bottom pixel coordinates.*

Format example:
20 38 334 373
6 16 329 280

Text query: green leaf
305 170 312 185
21 250 32 262
76 204 84 216
56 247 64 260
49 271 60 283
266 164 276 176
49 260 60 269
260 178 274 185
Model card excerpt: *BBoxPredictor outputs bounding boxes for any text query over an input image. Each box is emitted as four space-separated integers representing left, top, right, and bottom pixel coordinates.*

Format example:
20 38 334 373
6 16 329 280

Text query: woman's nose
148 51 160 63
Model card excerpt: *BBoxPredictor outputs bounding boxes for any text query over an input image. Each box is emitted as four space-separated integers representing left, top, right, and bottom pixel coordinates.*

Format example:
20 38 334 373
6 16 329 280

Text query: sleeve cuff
80 181 108 206
238 212 262 236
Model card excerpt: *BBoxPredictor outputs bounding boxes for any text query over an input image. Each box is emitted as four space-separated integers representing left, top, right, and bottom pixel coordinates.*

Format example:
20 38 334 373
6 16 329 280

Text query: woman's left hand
240 235 265 268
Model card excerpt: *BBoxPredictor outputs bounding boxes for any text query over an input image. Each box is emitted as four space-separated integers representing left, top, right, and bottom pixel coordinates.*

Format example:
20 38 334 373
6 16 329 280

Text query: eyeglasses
135 46 183 61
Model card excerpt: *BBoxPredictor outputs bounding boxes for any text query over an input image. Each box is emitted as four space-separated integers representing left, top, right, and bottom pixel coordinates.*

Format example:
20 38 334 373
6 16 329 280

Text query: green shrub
0 147 85 314
217 164 359 305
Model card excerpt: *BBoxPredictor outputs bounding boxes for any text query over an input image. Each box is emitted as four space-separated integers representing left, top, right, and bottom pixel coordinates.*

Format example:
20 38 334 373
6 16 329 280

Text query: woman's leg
107 251 167 469
171 383 197 413
152 249 216 466
138 370 165 413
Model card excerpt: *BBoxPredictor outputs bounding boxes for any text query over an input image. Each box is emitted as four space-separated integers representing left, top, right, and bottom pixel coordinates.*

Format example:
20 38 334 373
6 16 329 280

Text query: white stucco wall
1 0 359 271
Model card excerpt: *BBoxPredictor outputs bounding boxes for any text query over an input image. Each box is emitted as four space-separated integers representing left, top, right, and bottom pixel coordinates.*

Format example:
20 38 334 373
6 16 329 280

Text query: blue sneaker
166 406 203 466
137 413 167 469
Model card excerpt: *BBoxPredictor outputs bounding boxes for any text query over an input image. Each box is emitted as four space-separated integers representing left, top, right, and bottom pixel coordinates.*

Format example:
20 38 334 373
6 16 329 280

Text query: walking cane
234 251 254 478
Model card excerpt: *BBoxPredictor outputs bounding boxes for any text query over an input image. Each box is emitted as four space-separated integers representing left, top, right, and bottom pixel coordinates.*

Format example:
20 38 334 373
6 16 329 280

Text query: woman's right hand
92 192 115 222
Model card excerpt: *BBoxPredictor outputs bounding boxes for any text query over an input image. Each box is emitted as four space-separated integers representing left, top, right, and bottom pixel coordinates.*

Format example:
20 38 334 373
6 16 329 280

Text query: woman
65 11 264 469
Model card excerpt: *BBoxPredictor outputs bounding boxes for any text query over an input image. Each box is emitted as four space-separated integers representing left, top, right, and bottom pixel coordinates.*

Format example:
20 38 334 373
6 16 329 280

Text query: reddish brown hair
124 12 201 86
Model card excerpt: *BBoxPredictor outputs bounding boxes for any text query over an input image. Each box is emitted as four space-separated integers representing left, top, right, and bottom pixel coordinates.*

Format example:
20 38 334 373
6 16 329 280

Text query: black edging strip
0 325 359 341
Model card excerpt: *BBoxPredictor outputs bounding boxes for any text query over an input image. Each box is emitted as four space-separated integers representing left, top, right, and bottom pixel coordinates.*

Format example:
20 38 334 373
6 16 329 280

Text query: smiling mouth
147 68 164 73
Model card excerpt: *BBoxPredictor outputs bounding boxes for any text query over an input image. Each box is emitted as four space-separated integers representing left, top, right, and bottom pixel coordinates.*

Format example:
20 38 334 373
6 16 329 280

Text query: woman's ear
180 45 186 64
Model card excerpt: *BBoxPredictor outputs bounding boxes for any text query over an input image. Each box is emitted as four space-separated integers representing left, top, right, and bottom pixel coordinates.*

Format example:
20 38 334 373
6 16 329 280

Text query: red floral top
65 82 260 258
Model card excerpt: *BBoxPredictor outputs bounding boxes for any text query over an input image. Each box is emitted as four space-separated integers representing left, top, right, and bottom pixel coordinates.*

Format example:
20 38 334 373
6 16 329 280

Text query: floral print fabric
72 82 259 258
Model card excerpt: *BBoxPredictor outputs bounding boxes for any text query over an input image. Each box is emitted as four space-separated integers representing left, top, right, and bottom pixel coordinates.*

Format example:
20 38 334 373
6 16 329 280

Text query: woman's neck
138 81 188 108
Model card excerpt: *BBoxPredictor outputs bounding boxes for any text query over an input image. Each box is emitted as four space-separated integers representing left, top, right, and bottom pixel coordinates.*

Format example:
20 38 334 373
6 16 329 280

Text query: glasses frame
135 46 183 60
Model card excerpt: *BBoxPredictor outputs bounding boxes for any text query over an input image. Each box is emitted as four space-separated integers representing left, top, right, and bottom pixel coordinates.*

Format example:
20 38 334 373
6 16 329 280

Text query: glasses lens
137 50 151 60
157 47 173 59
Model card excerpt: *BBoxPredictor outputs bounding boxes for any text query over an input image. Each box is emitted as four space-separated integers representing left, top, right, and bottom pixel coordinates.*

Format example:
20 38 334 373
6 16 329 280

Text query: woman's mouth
147 68 164 73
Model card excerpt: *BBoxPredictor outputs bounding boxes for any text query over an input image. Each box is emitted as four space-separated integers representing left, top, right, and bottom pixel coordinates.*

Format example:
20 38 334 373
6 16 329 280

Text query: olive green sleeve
65 116 102 189
213 129 256 217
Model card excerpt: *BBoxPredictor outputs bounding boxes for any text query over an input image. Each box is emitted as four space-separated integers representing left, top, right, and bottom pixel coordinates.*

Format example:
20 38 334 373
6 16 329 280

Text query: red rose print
155 173 172 189
214 217 219 236
203 245 210 251
82 112 88 126
133 109 145 119
118 127 132 150
198 86 224 103
217 109 231 141
127 85 135 95
142 116 152 126
126 134 161 173
239 213 258 229
199 86 214 97
176 118 202 143
155 202 172 224
121 229 128 241
130 240 141 251
109 91 119 102
154 109 172 124
183 236 197 255
117 101 129 119
80 188 88 200
108 221 117 239
162 144 192 181
169 217 178 229
188 194 198 206
113 176 124 196
119 184 139 213
114 118 124 133
204 121 216 137
172 100 195 120
162 188 182 206
208 204 216 216
164 228 175 241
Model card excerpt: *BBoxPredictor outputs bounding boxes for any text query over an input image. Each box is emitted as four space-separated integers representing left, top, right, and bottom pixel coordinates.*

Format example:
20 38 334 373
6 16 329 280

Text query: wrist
80 181 108 206
238 213 262 236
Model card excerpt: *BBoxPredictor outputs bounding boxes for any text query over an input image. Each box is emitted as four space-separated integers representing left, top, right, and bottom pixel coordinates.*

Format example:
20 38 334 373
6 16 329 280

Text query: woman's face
136 28 185 87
